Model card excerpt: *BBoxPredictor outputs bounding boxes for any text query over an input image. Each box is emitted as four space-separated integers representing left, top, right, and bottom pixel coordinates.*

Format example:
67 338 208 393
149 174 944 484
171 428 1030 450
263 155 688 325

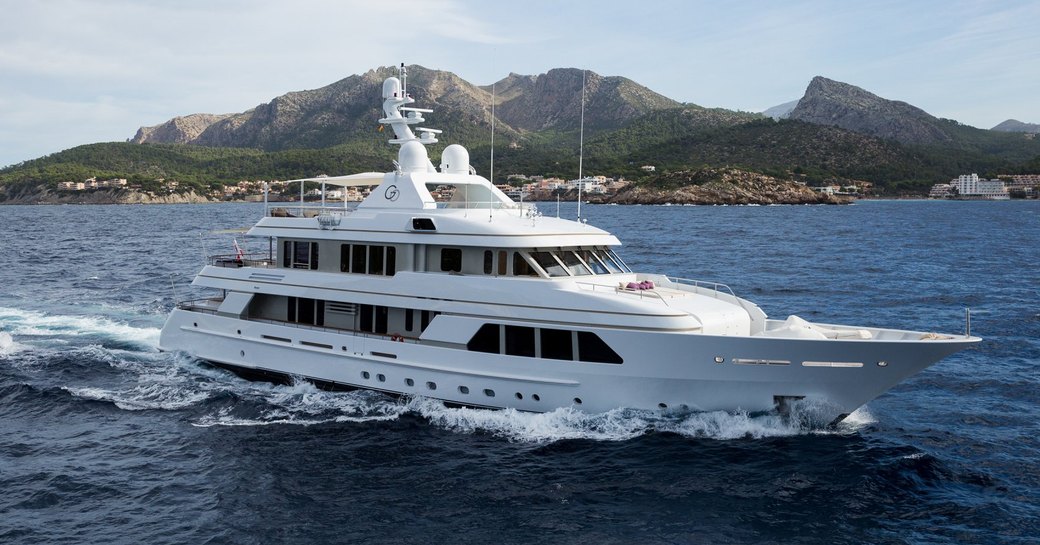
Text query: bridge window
530 251 568 277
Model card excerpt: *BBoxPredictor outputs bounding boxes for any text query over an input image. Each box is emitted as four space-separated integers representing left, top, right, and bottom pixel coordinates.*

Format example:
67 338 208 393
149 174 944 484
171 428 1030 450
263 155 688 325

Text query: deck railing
208 253 275 268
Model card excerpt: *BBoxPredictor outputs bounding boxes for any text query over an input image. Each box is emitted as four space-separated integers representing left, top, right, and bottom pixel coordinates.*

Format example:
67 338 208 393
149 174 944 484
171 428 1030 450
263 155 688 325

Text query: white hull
160 307 973 423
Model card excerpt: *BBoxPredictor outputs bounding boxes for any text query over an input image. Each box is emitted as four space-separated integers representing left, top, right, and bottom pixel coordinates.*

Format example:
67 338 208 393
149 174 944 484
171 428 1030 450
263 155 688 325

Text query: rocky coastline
0 187 220 205
590 168 852 205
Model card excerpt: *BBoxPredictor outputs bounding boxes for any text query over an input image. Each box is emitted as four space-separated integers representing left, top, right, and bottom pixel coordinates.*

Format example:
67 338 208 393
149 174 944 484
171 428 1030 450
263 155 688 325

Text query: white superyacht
159 67 979 424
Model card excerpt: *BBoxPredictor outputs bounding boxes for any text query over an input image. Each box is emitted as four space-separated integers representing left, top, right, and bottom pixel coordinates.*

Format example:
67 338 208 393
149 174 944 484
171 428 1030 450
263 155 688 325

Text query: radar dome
382 77 402 99
440 144 470 175
398 140 429 172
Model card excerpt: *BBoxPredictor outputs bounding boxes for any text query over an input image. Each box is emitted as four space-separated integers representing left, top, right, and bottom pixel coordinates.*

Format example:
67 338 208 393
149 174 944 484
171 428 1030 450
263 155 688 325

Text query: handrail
574 281 671 307
665 276 737 298
208 253 275 268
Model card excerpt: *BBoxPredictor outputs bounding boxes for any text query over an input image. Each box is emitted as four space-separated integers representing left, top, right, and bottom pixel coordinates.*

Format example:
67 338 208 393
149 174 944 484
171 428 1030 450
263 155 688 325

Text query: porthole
483 389 496 397
532 394 540 402
405 378 414 387
362 371 370 380
459 386 470 394
341 346 348 351
515 392 523 400
877 361 888 367
658 403 668 409
426 381 437 391
377 374 386 382
714 356 724 364
239 350 245 357
573 397 582 405
193 322 198 327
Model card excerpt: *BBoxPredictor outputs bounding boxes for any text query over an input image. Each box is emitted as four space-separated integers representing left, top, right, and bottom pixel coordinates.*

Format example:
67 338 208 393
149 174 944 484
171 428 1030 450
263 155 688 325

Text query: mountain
788 76 953 145
992 119 1040 133
132 113 232 144
484 68 680 132
132 65 680 151
762 99 799 120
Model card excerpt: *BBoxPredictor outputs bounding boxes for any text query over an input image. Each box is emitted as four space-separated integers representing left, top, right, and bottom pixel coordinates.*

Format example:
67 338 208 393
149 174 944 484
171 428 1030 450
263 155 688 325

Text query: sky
1 0 1038 168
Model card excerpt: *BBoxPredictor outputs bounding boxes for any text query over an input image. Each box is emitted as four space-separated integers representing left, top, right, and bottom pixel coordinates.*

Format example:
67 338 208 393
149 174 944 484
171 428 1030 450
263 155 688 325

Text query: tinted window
441 248 462 272
577 331 623 364
385 246 396 276
530 251 568 277
540 328 573 360
340 244 350 272
504 325 535 357
483 250 493 274
351 244 367 273
467 324 500 353
577 249 610 274
369 245 384 275
560 251 592 276
513 252 535 276
605 249 631 273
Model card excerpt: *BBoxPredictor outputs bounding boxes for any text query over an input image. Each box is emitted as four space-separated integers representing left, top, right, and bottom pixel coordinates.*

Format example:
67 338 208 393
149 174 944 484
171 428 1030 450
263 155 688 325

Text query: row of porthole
358 370 584 406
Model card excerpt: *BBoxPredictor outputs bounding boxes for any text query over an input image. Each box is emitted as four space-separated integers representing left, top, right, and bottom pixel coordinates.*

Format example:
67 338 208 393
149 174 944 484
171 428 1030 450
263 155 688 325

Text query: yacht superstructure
159 66 979 424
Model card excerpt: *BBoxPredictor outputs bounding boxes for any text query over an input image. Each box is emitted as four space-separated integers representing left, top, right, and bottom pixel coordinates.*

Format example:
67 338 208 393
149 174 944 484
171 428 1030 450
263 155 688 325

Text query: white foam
63 383 213 411
0 306 160 347
0 331 29 357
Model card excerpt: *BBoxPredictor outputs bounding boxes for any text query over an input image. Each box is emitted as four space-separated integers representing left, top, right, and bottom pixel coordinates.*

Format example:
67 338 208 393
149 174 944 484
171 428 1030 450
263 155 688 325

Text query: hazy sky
2 0 1038 168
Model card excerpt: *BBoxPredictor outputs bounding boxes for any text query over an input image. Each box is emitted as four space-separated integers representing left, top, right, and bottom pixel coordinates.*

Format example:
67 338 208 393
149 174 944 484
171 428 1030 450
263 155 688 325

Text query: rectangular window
287 296 297 322
283 240 319 270
298 297 314 324
441 248 462 272
345 244 357 272
360 304 373 332
405 308 414 332
385 246 396 276
369 245 384 275
504 325 535 357
421 310 431 332
375 306 388 335
540 328 574 360
498 251 507 275
483 250 493 275
351 244 367 273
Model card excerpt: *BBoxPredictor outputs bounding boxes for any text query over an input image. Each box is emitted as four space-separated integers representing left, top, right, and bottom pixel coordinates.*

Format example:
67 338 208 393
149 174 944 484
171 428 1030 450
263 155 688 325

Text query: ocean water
0 200 1037 544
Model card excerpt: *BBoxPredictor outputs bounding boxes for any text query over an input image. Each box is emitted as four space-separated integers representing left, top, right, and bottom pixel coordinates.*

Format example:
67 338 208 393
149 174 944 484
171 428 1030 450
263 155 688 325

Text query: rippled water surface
1 200 1038 544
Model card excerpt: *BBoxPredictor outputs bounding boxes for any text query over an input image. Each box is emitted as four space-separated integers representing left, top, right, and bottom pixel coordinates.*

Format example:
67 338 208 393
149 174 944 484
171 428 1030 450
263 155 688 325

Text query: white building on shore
931 173 1010 200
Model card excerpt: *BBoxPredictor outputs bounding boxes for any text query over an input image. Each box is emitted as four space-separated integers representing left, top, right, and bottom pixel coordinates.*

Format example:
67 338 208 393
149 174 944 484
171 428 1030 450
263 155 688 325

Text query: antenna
577 69 586 221
490 81 496 187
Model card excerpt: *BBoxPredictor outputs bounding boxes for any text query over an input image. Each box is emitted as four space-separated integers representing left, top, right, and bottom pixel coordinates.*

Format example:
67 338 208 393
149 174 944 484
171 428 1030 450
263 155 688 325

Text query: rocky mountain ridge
132 66 680 150
788 76 953 145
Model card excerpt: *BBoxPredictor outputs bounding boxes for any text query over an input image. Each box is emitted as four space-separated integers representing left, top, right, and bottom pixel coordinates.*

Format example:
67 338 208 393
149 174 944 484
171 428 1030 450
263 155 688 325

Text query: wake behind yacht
159 66 979 424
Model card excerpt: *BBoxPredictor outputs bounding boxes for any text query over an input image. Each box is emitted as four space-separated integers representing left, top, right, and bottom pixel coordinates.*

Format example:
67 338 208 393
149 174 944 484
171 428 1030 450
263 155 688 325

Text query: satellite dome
382 77 402 99
440 144 470 175
398 140 429 172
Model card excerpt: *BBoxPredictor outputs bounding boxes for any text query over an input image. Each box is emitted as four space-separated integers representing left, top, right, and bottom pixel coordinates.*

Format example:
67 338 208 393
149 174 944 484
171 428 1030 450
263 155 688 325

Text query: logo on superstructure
384 185 400 201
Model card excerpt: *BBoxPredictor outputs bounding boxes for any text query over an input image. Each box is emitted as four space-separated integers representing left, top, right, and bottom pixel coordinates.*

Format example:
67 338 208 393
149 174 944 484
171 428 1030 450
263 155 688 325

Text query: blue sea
1 200 1037 544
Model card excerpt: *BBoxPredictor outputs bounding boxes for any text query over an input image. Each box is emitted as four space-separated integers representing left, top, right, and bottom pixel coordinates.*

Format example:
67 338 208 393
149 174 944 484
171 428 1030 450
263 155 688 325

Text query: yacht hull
159 309 977 423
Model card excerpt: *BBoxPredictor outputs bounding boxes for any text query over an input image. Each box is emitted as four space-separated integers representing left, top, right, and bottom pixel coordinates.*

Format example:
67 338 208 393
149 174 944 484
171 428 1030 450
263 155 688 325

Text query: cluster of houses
500 174 631 200
928 173 1039 200
57 177 129 191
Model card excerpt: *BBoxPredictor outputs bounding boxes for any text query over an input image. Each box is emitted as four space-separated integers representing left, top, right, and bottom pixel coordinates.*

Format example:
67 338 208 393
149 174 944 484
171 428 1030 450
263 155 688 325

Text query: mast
577 69 586 221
